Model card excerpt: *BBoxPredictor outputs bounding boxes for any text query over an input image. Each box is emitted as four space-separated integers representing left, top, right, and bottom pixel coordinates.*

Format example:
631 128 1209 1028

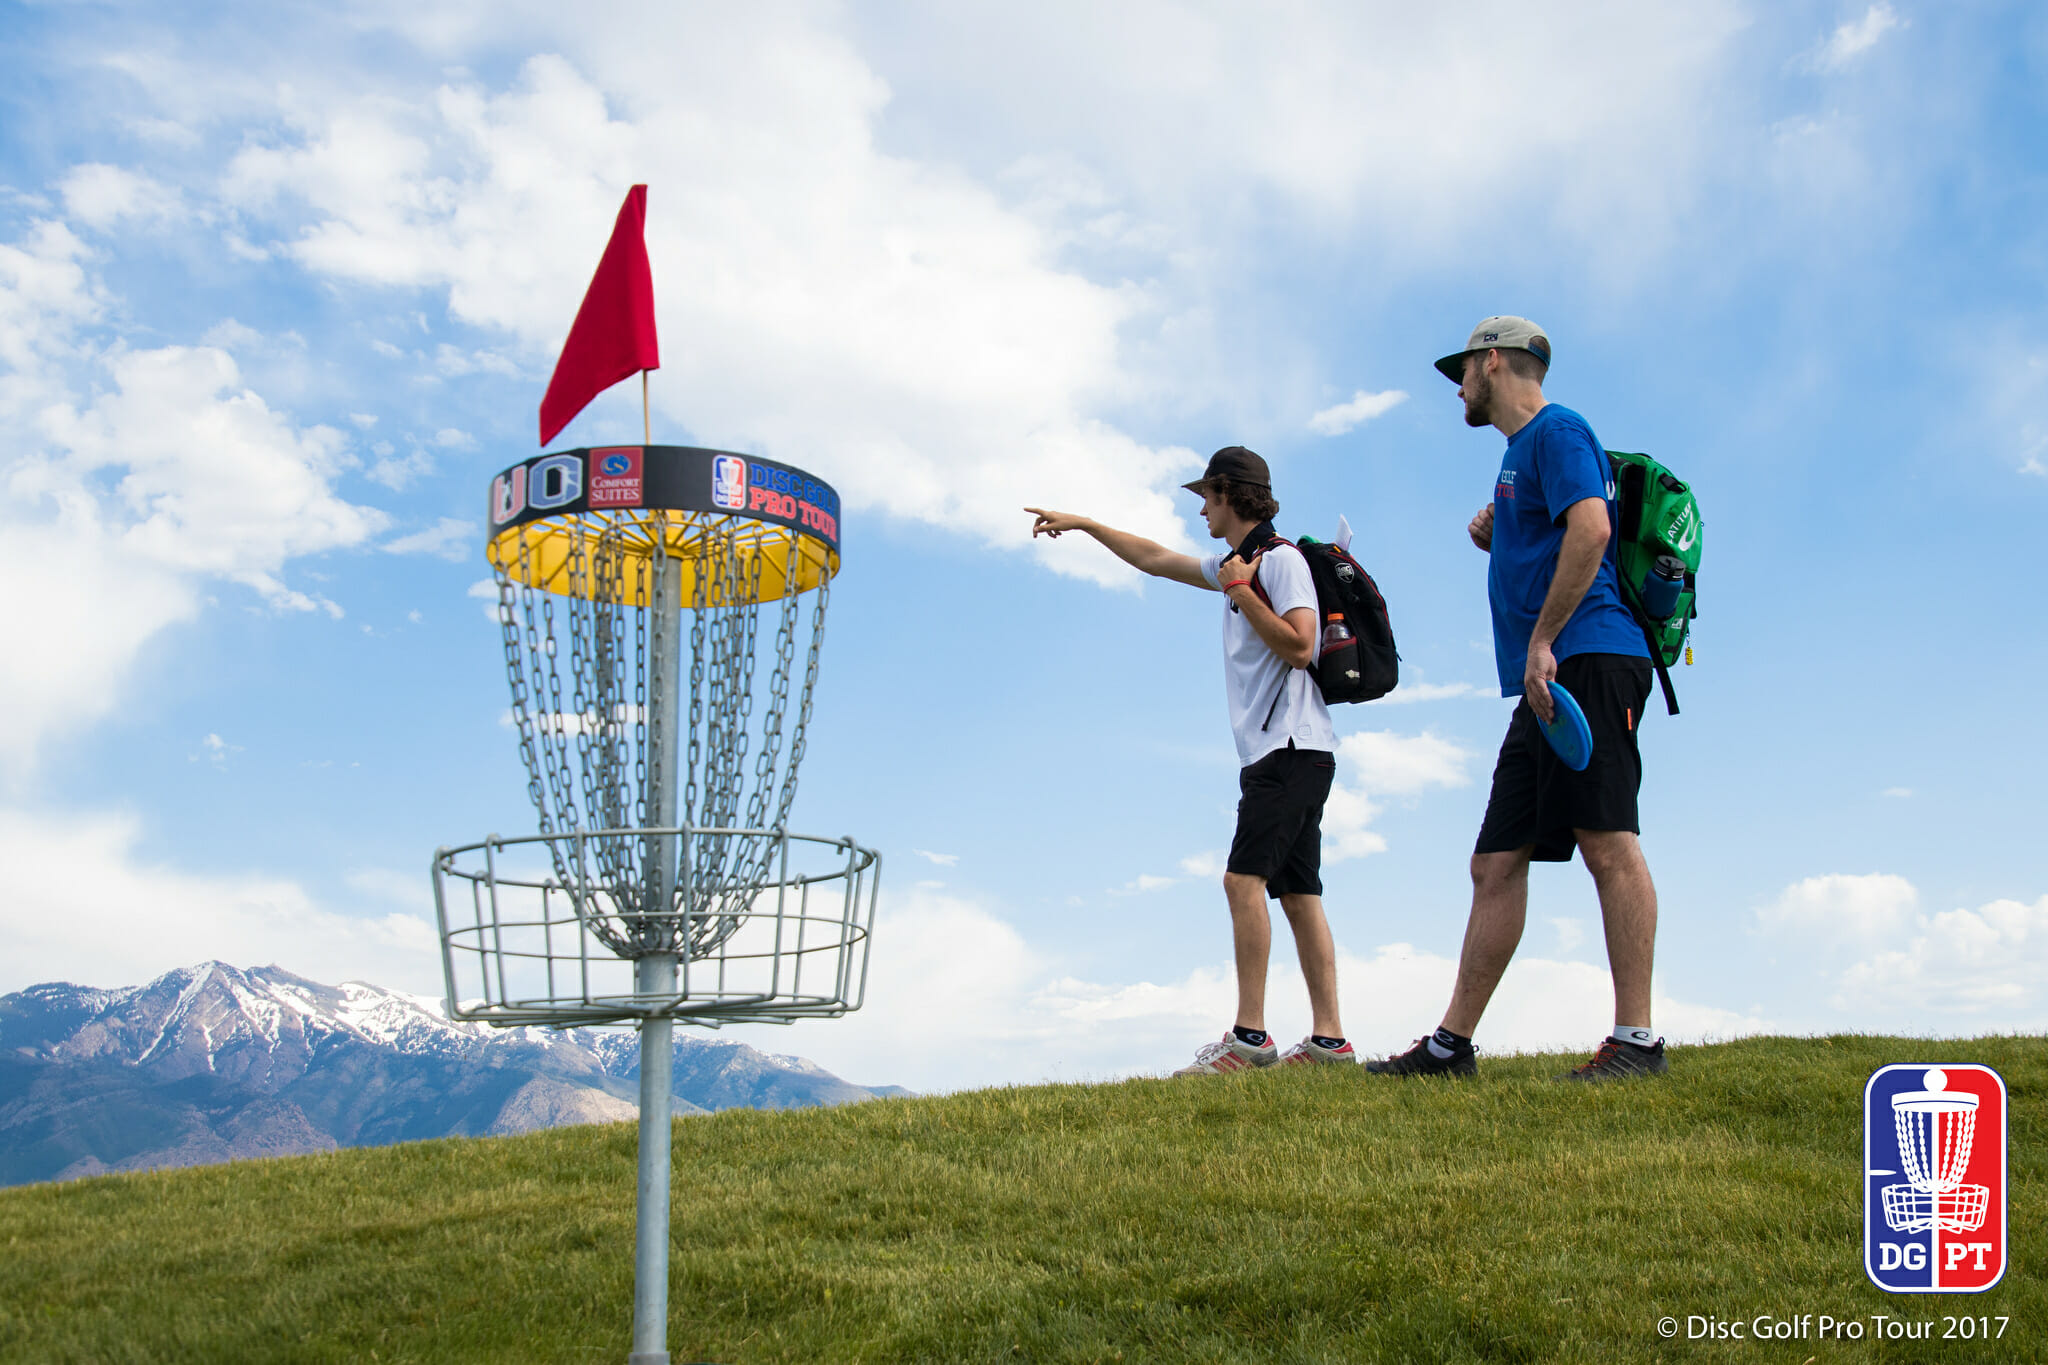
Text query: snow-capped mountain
0 962 907 1187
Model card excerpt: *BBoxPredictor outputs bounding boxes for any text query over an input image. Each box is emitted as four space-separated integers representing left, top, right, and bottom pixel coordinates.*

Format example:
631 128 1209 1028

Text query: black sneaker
1364 1036 1477 1078
1556 1037 1668 1082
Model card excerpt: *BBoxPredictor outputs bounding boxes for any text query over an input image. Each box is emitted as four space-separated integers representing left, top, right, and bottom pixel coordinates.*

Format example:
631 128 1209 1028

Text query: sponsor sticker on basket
588 446 644 509
712 454 748 511
1865 1064 2006 1292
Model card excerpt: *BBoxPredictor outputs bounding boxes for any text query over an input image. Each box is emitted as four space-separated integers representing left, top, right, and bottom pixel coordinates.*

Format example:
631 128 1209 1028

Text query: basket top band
486 445 842 604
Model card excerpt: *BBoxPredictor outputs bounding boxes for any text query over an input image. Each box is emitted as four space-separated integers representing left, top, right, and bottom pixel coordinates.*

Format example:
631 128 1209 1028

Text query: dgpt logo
1865 1065 2006 1292
711 454 748 511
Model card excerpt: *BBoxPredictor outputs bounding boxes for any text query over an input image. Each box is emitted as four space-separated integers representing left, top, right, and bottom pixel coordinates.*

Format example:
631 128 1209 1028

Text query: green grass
1 1035 2040 1363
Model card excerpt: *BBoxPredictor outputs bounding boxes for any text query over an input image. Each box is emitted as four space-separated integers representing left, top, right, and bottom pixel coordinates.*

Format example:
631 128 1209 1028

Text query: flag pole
642 370 651 445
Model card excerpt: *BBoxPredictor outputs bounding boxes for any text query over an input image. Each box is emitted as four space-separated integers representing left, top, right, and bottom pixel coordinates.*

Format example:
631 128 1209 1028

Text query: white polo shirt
1200 541 1336 767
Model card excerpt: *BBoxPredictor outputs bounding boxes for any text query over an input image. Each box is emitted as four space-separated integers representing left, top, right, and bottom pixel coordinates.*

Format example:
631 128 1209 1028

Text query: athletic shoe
1172 1031 1279 1076
1363 1036 1478 1078
1556 1036 1668 1082
1279 1037 1359 1067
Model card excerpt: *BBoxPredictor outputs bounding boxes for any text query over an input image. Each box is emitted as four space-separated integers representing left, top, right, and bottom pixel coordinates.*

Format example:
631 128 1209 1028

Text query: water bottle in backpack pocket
1316 612 1360 694
1637 553 1687 621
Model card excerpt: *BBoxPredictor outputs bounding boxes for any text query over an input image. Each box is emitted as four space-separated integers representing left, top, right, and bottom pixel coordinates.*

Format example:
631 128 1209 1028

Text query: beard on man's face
1461 369 1493 428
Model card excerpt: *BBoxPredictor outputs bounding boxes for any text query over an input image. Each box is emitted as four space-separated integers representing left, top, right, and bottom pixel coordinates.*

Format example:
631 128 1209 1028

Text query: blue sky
3 1 2045 1092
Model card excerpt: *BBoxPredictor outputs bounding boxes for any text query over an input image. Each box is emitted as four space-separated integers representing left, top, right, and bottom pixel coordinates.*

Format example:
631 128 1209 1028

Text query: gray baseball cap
1434 316 1552 383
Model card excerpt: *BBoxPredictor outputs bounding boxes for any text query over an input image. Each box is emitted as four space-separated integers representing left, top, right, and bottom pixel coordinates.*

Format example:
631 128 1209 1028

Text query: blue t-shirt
1486 404 1647 695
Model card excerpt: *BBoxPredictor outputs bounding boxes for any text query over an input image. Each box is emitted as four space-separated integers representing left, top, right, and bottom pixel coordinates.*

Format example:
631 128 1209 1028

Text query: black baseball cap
1181 445 1271 493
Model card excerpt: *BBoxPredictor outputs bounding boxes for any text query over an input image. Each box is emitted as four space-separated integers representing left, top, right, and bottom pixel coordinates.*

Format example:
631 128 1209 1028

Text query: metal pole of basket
630 548 684 1365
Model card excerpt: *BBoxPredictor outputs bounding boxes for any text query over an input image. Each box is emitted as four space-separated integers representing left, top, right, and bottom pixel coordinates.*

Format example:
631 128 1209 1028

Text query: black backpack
1247 534 1399 723
1295 535 1399 703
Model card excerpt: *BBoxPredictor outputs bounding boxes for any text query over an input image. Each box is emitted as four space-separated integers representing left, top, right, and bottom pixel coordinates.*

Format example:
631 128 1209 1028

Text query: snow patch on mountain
1 961 908 1186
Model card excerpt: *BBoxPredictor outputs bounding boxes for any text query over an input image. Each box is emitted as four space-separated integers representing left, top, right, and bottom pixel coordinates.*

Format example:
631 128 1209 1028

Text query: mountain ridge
0 961 905 1186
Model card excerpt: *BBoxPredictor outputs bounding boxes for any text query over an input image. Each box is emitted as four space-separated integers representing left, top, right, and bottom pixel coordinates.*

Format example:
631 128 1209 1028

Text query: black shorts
1474 652 1651 863
1227 744 1336 898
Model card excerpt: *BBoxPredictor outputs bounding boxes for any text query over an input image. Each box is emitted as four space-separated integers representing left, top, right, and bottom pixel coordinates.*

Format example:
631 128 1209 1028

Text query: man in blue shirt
1367 317 1667 1082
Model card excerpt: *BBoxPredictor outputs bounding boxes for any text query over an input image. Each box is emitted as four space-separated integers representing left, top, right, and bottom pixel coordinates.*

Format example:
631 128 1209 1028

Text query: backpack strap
1248 536 1311 731
1641 615 1681 717
1236 532 1288 613
1611 458 1680 716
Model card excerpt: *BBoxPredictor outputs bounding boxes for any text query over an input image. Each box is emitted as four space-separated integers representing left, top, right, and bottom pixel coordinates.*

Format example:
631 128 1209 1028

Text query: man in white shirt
1027 446 1356 1072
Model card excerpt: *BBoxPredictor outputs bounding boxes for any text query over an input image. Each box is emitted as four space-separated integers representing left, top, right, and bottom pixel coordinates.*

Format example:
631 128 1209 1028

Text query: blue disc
1537 680 1594 771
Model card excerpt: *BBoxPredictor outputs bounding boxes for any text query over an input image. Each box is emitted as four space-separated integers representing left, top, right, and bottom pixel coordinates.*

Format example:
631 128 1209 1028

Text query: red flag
539 185 660 447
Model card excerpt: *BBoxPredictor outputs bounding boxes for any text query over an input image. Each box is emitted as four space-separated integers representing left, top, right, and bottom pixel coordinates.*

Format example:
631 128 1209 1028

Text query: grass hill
1 1035 2039 1363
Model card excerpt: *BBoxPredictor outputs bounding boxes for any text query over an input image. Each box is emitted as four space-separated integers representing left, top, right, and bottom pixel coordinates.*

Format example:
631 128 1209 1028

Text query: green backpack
1607 450 1700 715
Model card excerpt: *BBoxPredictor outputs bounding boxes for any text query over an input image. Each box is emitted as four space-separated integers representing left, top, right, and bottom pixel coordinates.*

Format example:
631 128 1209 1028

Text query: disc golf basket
1879 1071 1989 1236
432 444 879 1365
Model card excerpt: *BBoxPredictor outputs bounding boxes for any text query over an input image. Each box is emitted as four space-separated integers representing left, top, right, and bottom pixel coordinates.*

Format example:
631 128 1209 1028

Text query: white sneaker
1172 1030 1279 1076
1279 1036 1359 1067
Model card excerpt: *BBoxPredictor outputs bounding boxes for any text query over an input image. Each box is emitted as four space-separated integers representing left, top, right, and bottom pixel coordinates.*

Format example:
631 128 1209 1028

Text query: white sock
1426 1026 1469 1059
1612 1026 1655 1048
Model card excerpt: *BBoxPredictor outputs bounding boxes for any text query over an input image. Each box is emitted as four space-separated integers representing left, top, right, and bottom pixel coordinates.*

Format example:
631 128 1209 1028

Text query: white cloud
128 117 202 150
349 412 378 429
0 225 384 776
1369 680 1489 704
912 848 959 867
1881 786 1912 799
738 888 1765 1091
1549 917 1587 954
0 220 100 378
1756 873 2048 1026
199 318 265 351
1307 388 1406 436
1986 350 2048 478
194 732 242 768
0 806 442 998
213 44 1205 586
344 866 436 916
1320 729 1474 862
1336 728 1472 795
1836 894 2048 1024
367 443 435 490
1178 850 1225 879
433 344 519 378
468 577 503 624
57 164 185 230
382 517 476 562
844 3 1749 271
1756 872 1918 944
1808 4 1903 72
105 4 1760 592
1111 873 1179 895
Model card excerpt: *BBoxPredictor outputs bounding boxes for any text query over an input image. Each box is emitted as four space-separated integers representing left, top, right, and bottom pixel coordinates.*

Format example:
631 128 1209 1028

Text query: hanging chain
496 506 836 961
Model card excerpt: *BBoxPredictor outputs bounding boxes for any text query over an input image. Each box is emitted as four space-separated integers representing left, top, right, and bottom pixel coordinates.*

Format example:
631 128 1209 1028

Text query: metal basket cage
434 825 879 1027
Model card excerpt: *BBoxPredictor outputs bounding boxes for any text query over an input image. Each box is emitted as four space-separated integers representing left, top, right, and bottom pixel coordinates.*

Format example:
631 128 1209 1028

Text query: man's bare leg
1223 872 1272 1032
1440 847 1534 1037
1576 829 1657 1030
1278 892 1344 1038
